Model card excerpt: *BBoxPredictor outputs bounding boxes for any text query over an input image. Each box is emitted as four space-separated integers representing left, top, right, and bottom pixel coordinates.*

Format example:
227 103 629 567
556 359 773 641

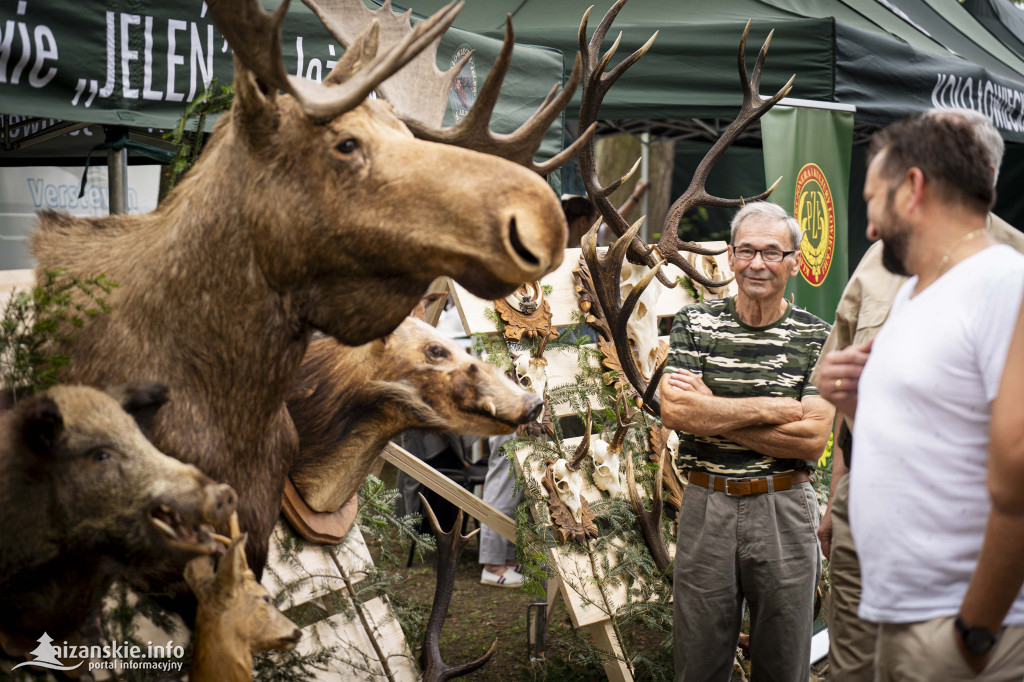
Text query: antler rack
418 494 496 681
576 2 795 418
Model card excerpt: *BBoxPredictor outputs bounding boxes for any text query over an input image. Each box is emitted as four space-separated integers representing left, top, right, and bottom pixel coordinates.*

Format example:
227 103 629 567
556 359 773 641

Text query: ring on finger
834 378 843 390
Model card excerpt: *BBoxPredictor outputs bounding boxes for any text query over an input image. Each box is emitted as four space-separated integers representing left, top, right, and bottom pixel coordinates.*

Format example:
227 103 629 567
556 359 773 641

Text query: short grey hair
923 107 1003 184
730 201 802 250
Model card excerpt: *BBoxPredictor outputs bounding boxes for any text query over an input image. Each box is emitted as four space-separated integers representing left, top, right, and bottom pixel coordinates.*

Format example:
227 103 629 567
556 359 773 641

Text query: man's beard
879 208 912 277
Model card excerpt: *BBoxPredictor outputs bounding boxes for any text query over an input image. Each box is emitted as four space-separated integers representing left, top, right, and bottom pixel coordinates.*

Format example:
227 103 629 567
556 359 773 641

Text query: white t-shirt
851 244 1024 624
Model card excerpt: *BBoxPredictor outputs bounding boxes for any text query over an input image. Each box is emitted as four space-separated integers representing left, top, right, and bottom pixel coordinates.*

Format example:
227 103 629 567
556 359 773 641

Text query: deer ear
216 533 250 590
107 382 169 438
411 292 447 321
18 396 63 457
184 555 216 599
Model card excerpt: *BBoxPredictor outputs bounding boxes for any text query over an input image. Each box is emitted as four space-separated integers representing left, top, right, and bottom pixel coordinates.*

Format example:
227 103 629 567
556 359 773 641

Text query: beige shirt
810 213 1024 393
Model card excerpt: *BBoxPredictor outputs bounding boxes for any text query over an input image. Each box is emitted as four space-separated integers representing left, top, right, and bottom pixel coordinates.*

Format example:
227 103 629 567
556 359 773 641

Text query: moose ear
107 382 170 438
18 395 64 457
411 292 447 322
232 55 281 148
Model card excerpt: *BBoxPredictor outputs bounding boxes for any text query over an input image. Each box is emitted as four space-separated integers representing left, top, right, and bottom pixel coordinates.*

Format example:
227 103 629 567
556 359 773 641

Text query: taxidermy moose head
30 0 585 580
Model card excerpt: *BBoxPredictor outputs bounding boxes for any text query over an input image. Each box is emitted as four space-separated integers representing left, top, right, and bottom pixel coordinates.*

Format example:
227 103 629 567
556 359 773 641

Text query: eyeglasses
732 247 798 262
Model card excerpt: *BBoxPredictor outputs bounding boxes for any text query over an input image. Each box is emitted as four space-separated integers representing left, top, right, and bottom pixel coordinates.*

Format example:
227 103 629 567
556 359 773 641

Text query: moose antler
405 18 595 175
625 446 672 575
301 1 594 173
418 494 496 681
207 0 463 122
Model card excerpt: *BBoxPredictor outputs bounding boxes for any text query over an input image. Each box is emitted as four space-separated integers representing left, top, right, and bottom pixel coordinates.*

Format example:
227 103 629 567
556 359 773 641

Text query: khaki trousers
673 481 820 682
826 475 877 681
877 617 1024 682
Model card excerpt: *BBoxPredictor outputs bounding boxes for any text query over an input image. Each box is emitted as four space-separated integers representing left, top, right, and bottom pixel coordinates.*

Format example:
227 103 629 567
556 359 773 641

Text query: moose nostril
508 216 540 267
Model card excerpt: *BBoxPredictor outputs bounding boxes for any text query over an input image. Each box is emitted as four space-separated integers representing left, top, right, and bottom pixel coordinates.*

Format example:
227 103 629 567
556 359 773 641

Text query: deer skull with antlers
590 396 637 498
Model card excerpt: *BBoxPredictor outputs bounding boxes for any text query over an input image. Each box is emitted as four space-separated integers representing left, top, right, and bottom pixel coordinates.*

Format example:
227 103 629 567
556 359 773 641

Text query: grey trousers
673 480 821 682
826 475 876 681
479 434 520 566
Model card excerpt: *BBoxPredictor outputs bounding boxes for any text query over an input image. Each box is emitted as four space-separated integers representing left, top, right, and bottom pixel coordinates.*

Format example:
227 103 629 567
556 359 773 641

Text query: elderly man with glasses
660 200 834 681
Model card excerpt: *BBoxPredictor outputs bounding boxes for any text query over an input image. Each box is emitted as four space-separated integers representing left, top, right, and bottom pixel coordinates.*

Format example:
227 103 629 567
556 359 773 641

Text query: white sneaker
480 566 525 588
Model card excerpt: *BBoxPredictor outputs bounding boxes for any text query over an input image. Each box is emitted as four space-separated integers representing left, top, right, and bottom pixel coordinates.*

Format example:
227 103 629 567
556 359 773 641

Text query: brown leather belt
685 469 811 496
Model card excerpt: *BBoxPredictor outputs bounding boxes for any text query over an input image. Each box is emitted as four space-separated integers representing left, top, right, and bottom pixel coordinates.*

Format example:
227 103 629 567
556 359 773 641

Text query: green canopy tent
0 1 565 160
399 0 1024 265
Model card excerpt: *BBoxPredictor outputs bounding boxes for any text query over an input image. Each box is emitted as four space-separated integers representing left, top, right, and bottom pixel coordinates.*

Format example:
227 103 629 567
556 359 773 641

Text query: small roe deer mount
185 514 301 682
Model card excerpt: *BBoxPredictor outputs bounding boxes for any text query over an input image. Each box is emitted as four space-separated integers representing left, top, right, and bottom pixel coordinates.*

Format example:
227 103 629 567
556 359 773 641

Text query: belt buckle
721 476 738 496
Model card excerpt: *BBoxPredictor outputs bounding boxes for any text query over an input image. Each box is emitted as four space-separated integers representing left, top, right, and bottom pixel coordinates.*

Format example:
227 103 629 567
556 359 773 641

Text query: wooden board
514 438 675 629
296 601 418 681
0 269 33 307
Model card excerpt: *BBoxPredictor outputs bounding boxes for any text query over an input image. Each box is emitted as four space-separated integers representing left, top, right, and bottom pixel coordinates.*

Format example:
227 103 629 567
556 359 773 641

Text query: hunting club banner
762 106 854 324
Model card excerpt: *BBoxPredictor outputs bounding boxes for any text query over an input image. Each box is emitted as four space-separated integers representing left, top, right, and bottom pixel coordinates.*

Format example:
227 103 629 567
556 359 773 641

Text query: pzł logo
794 163 835 287
449 45 477 123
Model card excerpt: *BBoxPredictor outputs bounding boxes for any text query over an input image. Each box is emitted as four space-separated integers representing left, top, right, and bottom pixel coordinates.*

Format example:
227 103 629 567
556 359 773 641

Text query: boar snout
203 483 237 525
520 395 545 424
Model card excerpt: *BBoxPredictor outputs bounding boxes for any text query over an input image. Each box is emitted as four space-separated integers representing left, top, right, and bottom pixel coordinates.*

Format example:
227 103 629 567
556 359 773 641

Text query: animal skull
620 262 662 380
590 440 622 498
513 352 548 415
686 252 731 299
666 430 680 463
552 459 584 523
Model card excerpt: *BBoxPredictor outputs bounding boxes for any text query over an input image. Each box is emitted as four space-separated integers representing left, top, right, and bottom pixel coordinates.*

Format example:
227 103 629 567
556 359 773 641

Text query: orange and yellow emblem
794 163 835 286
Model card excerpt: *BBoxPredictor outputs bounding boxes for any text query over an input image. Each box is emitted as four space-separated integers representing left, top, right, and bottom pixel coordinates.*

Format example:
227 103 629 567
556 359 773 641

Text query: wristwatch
954 616 999 655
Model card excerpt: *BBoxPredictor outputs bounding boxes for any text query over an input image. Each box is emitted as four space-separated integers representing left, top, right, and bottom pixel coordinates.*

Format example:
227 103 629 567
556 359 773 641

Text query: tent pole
640 132 650 242
107 145 127 215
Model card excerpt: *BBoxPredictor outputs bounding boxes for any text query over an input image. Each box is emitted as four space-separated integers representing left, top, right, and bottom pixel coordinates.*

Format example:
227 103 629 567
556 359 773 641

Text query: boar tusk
484 398 497 417
210 532 232 547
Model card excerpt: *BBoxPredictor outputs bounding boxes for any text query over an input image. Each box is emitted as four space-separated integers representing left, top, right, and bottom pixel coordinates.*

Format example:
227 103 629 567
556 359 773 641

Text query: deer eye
263 595 271 604
426 344 450 361
335 138 359 155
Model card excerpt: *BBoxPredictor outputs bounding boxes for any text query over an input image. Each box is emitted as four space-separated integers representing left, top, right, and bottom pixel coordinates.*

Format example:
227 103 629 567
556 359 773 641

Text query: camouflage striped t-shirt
666 297 830 476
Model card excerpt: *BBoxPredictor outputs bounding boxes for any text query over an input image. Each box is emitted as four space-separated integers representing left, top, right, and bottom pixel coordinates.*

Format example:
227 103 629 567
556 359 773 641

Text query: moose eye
90 449 112 463
426 344 450 361
335 138 359 155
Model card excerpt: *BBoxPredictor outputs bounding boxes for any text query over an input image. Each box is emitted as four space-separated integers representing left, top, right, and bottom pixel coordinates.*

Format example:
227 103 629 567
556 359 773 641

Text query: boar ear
216 533 250 590
19 396 63 457
107 382 170 438
411 292 447 322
